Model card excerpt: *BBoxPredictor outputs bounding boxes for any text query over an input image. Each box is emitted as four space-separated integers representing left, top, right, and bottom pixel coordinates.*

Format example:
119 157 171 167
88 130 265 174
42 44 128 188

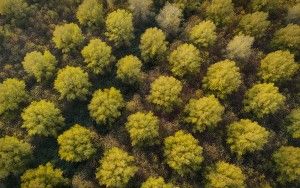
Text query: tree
287 3 300 24
139 27 168 62
258 50 299 83
95 147 138 187
168 43 203 77
226 34 254 61
273 146 300 183
125 111 159 147
22 50 57 82
52 23 84 53
170 0 202 11
156 2 183 35
105 9 134 46
271 24 300 56
0 0 28 19
81 39 113 75
184 95 225 132
116 55 143 84
21 100 65 137
88 87 124 125
287 108 300 139
227 119 270 157
76 0 104 27
239 11 270 38
250 0 286 13
205 161 246 188
189 20 217 48
202 60 242 98
243 83 286 118
0 78 27 115
0 136 32 179
128 0 153 21
21 163 68 188
141 176 173 188
206 0 235 26
164 130 203 175
57 124 96 162
148 76 182 112
54 66 91 101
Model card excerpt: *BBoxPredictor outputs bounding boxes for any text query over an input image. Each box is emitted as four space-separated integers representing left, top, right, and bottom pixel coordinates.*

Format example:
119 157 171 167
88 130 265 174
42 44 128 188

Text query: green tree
168 43 203 77
21 100 65 137
141 176 173 188
21 163 68 188
156 2 183 35
22 50 57 82
226 34 254 60
273 146 300 183
105 9 134 46
164 130 203 175
0 0 28 19
148 76 182 112
189 20 217 48
227 119 270 157
243 83 286 117
0 78 27 115
271 24 300 56
0 136 32 179
205 161 246 188
258 50 299 83
52 23 84 53
287 108 300 139
206 0 235 26
140 27 168 62
287 3 300 24
250 0 286 13
54 66 91 101
202 60 242 98
184 95 225 132
57 124 96 162
88 87 124 125
81 39 113 75
171 0 202 11
95 147 138 187
116 55 143 84
239 11 270 38
76 0 104 27
125 111 159 147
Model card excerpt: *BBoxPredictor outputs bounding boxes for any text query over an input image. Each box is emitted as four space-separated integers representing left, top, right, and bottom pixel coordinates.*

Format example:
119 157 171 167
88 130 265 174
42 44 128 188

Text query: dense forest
0 0 299 187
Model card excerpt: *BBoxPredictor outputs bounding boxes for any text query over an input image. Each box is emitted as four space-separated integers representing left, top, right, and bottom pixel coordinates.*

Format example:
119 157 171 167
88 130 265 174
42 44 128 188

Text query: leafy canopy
0 78 27 115
52 23 84 53
116 55 143 84
140 27 168 62
287 108 300 139
168 43 203 77
203 60 242 98
21 163 68 188
88 87 124 125
273 146 300 183
226 34 254 60
95 147 138 187
141 176 173 188
81 38 113 75
0 0 28 19
0 136 32 179
164 130 203 175
54 66 91 101
205 161 246 188
76 0 104 27
125 111 160 147
206 0 235 26
227 119 270 157
189 20 217 48
58 124 96 162
22 50 57 82
148 76 182 112
243 83 286 117
21 100 65 137
184 95 225 132
105 9 134 46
